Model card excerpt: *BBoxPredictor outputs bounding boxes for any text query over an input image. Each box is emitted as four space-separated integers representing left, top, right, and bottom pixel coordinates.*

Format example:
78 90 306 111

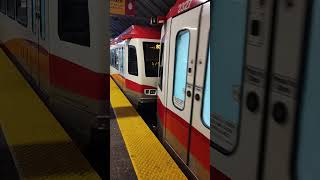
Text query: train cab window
158 41 165 90
7 0 15 19
202 47 210 128
128 45 138 76
0 0 7 14
58 0 90 47
16 0 27 26
143 42 160 77
173 30 190 110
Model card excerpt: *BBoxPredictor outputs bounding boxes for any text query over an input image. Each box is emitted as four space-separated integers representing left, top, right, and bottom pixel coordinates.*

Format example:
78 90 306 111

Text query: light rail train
110 25 161 107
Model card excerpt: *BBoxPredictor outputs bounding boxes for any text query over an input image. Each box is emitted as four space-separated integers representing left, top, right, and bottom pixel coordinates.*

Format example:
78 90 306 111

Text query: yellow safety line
110 78 187 180
0 49 100 180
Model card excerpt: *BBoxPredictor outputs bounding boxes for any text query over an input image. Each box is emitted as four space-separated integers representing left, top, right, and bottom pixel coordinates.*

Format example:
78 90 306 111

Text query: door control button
195 94 200 101
187 91 192 97
272 102 288 123
246 92 259 113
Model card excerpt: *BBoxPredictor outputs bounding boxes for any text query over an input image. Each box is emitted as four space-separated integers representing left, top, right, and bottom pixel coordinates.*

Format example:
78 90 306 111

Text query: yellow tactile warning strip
110 78 187 180
0 49 101 180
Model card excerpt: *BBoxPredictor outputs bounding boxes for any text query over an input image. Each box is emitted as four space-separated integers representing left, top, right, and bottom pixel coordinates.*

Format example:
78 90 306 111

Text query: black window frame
128 45 138 76
58 0 90 47
7 0 15 19
0 0 7 14
16 0 28 27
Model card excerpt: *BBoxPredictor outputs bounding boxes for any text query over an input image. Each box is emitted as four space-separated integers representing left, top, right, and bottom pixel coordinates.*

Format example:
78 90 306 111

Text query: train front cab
157 1 210 179
211 0 320 180
110 26 160 107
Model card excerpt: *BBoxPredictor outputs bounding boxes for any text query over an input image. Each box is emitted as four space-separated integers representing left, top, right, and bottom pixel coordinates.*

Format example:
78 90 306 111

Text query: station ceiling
111 0 176 38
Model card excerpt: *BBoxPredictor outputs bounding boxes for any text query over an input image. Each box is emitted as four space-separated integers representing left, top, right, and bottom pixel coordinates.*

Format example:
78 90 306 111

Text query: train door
165 3 202 168
211 0 276 179
262 0 317 179
32 0 49 97
188 2 210 179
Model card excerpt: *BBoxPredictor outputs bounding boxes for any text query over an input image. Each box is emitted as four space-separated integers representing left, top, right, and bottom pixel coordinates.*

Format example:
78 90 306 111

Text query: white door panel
165 6 202 164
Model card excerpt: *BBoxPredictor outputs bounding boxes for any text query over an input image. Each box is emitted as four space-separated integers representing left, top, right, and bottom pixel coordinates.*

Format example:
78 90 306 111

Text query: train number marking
178 0 192 13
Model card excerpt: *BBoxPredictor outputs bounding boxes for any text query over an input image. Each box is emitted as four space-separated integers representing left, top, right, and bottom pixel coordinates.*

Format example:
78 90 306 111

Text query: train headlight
144 89 157 96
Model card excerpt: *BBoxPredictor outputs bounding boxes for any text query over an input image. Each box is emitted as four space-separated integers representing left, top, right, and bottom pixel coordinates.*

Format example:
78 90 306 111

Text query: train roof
167 0 210 19
111 25 161 45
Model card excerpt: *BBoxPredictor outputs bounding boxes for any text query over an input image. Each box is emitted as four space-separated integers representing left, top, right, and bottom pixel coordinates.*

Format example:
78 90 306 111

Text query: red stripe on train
157 97 210 172
50 54 109 101
125 77 156 94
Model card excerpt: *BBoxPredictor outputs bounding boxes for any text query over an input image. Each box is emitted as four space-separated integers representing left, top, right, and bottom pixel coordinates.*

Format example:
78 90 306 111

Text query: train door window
58 0 90 47
296 1 320 178
202 47 210 128
173 30 190 110
40 0 45 39
158 41 165 90
16 0 27 26
212 3 246 153
128 45 138 76
0 0 6 14
143 42 160 77
7 0 15 19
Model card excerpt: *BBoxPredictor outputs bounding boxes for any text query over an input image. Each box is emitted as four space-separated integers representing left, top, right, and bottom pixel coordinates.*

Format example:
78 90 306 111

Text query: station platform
0 49 100 179
110 79 187 179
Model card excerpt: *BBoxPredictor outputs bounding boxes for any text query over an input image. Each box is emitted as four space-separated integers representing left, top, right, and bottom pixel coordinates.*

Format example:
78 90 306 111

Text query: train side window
113 49 116 68
115 48 119 70
173 30 190 110
16 0 27 27
40 0 45 39
202 47 210 128
0 0 7 14
158 41 165 90
120 47 124 74
111 49 114 67
58 0 90 47
7 0 15 19
31 0 35 33
128 45 138 76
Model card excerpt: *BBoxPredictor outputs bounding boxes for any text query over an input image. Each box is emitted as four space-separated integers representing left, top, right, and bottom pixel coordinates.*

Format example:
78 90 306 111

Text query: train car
211 0 320 180
110 25 161 107
0 0 108 149
156 0 210 179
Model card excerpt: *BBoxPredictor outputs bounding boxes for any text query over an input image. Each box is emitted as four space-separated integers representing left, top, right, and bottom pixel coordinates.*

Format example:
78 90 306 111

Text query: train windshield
143 42 160 77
